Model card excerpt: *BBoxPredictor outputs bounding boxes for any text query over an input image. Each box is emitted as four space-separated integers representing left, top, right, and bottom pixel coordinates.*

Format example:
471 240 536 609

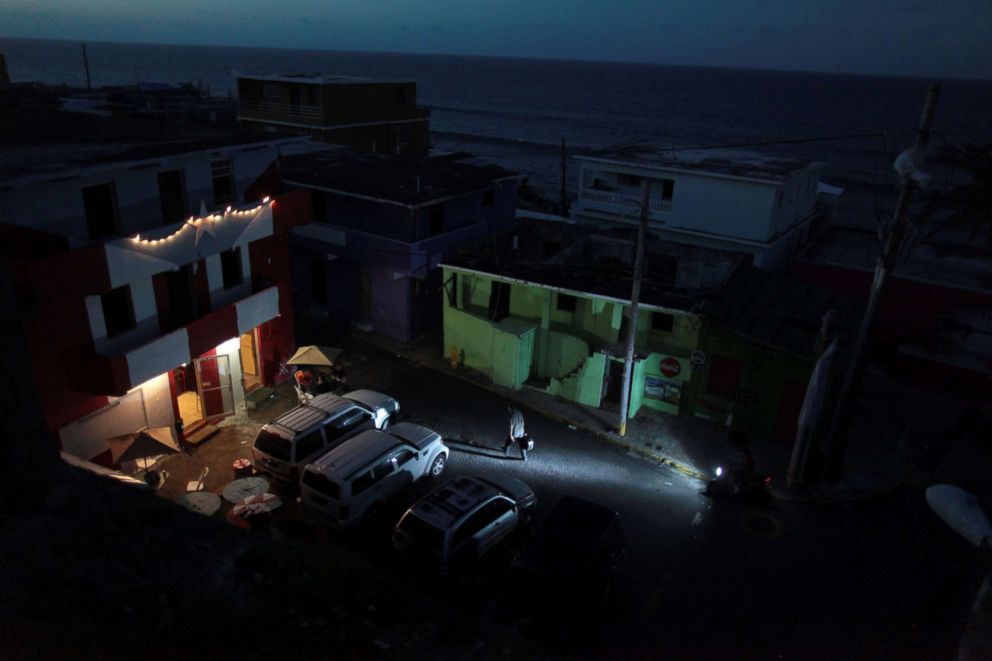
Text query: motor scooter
704 464 772 499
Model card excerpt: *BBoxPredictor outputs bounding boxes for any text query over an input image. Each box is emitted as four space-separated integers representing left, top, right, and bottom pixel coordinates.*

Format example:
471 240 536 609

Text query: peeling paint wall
549 352 606 407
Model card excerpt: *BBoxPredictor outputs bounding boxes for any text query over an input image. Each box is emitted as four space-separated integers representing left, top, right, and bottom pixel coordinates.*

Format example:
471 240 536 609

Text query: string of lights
130 197 273 245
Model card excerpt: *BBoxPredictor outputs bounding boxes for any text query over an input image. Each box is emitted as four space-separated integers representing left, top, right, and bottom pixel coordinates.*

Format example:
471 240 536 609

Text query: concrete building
236 73 431 155
571 147 827 276
0 85 312 466
281 149 523 342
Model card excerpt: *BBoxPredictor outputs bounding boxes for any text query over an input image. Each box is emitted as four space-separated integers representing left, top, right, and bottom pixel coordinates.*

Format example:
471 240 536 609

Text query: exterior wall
687 325 813 444
574 159 821 245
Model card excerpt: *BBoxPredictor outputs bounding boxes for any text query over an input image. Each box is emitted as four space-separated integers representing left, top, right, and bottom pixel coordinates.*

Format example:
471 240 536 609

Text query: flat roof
442 255 702 313
281 150 523 207
576 147 821 184
236 73 416 86
0 84 302 182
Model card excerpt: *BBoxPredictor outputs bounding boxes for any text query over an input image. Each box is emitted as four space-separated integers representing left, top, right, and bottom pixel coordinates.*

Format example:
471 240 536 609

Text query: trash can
233 457 253 479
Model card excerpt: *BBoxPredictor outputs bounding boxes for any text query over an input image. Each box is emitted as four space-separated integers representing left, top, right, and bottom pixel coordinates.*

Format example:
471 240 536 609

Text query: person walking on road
504 407 533 461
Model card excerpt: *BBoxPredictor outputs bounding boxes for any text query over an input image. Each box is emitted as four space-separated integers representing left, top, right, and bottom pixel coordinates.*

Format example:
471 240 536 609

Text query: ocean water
2 37 990 225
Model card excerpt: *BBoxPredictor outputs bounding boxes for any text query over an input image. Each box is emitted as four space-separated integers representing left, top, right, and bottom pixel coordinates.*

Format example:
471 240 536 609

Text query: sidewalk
350 328 970 505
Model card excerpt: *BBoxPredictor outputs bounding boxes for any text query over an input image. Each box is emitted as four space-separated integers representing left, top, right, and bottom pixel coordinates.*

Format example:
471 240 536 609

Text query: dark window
556 293 577 312
351 457 394 496
395 86 407 104
651 312 675 333
394 449 415 467
211 158 235 206
221 248 243 289
311 191 327 223
429 206 445 236
661 179 674 201
706 355 743 399
648 254 678 284
453 509 488 547
482 189 495 207
253 429 291 462
324 409 373 445
165 265 195 327
289 87 301 107
618 174 641 187
311 254 327 304
260 84 280 102
100 285 135 337
293 431 322 463
82 183 119 239
306 87 318 106
157 170 187 225
302 470 340 499
542 240 561 258
397 513 444 552
488 281 510 321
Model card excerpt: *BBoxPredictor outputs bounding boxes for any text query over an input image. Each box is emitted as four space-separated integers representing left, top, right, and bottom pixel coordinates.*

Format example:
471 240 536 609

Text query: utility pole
821 84 940 484
560 137 568 217
81 44 92 90
618 182 650 437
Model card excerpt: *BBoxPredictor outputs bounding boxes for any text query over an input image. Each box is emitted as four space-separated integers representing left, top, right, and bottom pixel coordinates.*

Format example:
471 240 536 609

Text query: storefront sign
690 350 706 366
659 357 682 378
645 376 682 408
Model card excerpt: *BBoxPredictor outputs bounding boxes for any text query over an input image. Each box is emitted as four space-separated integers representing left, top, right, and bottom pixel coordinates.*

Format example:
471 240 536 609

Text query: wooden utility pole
560 137 568 216
618 182 650 437
81 44 91 89
821 84 940 483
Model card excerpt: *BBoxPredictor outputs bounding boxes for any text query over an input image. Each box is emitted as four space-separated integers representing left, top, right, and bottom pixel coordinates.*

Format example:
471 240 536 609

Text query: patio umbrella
287 345 343 367
107 427 181 471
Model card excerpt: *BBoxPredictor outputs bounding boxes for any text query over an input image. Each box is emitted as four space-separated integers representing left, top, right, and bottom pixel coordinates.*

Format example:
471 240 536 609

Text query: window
394 449 415 467
157 169 187 225
220 248 243 289
289 87 301 107
651 312 675 333
325 409 372 443
429 205 445 236
542 240 561 258
706 355 743 399
82 182 120 239
211 158 235 206
100 285 135 337
306 87 318 106
482 189 495 207
293 431 322 463
618 173 641 187
311 254 327 304
661 179 675 201
488 281 510 321
164 264 195 328
301 470 340 499
556 293 577 312
352 457 394 496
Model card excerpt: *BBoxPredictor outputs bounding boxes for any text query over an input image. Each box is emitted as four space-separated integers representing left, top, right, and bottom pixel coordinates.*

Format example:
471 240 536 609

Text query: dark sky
2 0 990 79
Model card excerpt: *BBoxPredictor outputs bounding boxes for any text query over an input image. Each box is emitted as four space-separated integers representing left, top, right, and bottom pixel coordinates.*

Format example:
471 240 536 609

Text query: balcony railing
578 189 672 215
239 99 323 120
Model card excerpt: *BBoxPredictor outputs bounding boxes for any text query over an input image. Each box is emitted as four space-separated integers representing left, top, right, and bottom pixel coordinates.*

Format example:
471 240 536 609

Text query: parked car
251 390 399 483
298 422 449 528
506 495 624 611
392 474 536 573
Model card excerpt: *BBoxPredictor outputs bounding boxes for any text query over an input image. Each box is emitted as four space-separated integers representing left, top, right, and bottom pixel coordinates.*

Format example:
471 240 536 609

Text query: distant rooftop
577 146 821 184
280 149 523 207
803 225 992 292
236 72 414 85
0 84 302 182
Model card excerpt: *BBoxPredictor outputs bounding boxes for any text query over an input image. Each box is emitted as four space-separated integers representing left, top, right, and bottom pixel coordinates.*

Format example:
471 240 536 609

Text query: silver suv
251 390 399 483
299 422 449 528
393 474 536 572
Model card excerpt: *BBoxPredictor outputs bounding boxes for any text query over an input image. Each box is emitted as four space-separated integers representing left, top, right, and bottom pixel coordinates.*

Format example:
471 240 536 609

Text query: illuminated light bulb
262 196 270 203
133 235 141 242
226 206 232 212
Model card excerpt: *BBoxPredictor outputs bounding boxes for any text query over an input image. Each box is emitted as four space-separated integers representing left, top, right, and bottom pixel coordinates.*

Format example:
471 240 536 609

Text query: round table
222 476 270 503
176 491 222 516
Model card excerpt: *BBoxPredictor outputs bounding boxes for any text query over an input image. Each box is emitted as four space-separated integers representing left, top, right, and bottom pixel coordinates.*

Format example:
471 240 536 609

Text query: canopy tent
106 427 181 471
286 345 343 367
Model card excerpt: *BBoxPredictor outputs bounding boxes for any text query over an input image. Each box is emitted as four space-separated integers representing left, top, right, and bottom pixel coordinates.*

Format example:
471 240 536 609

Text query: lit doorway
195 353 235 420
174 364 203 427
240 330 262 393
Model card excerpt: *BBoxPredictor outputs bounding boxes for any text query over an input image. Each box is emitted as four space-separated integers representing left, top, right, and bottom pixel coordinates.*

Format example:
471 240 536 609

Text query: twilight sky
2 0 990 79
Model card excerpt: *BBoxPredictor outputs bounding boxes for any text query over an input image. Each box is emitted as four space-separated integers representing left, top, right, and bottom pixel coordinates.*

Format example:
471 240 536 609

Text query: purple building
281 150 523 341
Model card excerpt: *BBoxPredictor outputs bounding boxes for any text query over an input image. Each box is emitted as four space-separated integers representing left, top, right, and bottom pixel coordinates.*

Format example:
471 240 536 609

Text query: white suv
299 422 449 528
393 474 536 573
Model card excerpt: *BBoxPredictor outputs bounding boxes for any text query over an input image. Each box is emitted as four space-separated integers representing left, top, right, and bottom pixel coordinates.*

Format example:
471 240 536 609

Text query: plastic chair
187 466 209 492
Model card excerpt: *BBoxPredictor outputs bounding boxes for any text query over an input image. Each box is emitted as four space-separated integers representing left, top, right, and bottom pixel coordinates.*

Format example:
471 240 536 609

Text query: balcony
239 99 324 126
578 188 672 218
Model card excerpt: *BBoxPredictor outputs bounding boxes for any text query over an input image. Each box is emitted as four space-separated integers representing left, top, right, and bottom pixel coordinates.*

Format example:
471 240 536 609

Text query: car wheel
429 453 446 478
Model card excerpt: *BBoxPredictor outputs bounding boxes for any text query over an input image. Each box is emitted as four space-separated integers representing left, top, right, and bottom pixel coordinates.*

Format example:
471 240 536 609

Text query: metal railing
579 189 672 214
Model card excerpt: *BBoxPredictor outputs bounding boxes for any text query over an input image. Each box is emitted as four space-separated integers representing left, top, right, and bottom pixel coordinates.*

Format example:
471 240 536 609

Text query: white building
572 148 826 274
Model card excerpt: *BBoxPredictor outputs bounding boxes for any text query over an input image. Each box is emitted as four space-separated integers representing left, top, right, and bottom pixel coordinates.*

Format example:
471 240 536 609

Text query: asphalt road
285 342 989 659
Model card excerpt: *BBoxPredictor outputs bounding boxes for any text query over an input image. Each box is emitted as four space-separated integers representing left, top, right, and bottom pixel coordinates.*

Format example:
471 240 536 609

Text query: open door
240 331 261 393
195 353 234 420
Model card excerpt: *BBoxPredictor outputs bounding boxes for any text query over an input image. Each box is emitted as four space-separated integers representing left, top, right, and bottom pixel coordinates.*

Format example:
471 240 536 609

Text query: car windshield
253 429 291 462
399 513 445 552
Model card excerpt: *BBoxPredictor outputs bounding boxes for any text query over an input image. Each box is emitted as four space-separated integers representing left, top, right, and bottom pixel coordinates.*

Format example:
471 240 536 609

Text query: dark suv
506 495 624 610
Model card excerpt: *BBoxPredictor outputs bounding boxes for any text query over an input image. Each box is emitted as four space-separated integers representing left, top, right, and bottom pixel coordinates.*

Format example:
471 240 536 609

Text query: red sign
659 357 681 378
